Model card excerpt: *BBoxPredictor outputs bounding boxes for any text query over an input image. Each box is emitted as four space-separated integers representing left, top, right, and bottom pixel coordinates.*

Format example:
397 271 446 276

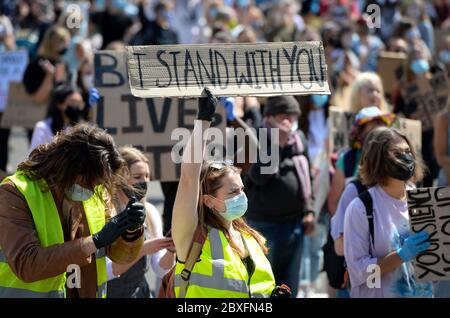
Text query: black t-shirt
22 56 56 95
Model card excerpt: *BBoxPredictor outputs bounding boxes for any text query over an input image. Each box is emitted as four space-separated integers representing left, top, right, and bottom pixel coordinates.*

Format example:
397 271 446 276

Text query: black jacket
245 129 312 224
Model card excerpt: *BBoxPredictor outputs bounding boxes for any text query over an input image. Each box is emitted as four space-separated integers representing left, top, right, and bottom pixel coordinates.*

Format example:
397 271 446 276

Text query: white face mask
66 184 94 202
291 121 298 133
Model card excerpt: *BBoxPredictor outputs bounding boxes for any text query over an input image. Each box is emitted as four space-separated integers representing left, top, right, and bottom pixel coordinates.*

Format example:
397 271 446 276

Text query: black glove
92 197 145 249
270 284 292 298
197 87 218 121
92 209 130 250
122 197 146 231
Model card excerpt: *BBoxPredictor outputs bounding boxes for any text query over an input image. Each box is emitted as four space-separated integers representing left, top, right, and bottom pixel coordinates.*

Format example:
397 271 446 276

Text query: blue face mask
311 95 329 109
213 192 248 221
112 0 126 11
439 50 450 64
160 10 171 20
410 59 429 75
236 0 250 8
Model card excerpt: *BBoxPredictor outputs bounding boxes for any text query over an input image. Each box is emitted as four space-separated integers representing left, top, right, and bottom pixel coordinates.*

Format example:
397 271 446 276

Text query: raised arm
172 88 218 262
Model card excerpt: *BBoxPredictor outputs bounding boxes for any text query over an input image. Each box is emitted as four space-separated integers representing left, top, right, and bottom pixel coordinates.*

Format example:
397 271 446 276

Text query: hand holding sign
396 231 430 262
197 87 218 122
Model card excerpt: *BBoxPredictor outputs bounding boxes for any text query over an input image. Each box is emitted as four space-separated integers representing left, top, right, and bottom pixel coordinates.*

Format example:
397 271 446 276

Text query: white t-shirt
146 202 171 279
331 181 358 240
28 118 54 155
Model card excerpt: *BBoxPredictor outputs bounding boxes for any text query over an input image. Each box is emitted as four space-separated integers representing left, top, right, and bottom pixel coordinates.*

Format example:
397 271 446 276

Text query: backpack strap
359 190 374 246
343 149 358 178
177 224 207 298
350 178 367 195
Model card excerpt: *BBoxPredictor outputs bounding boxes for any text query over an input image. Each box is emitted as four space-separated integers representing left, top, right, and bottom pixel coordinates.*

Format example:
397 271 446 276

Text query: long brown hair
359 127 426 187
199 161 268 256
119 146 156 238
19 123 126 205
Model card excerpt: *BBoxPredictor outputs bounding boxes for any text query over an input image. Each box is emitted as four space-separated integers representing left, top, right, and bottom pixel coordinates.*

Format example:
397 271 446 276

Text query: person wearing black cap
245 95 315 298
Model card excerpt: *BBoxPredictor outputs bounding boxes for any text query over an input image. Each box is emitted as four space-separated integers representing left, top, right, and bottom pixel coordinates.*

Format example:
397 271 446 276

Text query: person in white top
107 146 175 298
29 84 87 154
344 127 432 298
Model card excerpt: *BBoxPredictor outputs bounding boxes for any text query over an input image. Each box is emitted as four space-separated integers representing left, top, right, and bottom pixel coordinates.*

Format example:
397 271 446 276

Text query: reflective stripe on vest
0 249 64 298
82 193 107 298
174 228 275 298
0 286 64 298
0 172 107 298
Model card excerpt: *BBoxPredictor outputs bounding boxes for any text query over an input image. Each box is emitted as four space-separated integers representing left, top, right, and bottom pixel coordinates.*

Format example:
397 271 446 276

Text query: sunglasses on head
208 160 233 170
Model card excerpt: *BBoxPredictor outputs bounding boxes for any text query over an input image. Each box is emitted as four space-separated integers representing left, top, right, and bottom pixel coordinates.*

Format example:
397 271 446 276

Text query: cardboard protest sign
0 50 28 112
0 82 47 129
402 70 450 131
126 41 330 98
377 51 407 95
329 107 422 155
329 106 354 154
94 50 226 181
407 186 450 282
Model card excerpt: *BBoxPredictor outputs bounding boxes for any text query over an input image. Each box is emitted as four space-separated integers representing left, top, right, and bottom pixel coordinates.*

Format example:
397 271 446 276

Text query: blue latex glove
396 231 430 262
220 97 236 121
88 88 100 107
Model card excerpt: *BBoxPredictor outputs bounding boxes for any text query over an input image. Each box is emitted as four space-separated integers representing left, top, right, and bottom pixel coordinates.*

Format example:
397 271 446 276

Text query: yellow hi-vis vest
0 172 107 298
174 228 275 298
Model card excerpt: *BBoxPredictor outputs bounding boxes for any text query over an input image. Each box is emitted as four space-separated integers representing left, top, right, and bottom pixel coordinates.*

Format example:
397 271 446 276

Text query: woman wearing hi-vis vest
171 88 288 298
0 124 146 298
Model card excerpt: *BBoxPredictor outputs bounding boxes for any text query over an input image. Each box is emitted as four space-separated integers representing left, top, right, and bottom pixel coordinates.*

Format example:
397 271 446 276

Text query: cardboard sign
329 107 422 154
126 41 330 98
407 186 450 282
0 82 47 129
329 106 354 154
0 50 28 112
402 70 450 131
94 50 226 181
377 51 407 95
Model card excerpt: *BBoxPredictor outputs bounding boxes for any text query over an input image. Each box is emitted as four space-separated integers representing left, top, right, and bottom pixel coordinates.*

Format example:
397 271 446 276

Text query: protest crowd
0 0 449 299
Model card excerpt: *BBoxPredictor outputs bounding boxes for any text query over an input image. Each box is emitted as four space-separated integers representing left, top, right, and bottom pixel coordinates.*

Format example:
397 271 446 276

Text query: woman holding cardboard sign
171 88 284 298
343 126 433 298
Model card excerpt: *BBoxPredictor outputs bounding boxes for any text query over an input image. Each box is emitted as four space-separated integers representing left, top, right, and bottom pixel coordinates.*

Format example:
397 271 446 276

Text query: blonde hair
349 72 389 113
199 161 268 257
119 146 156 238
38 26 70 58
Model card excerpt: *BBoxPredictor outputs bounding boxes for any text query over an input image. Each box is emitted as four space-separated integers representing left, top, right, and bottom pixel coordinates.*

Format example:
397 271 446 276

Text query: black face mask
59 47 68 56
123 182 148 201
64 105 83 124
387 153 415 181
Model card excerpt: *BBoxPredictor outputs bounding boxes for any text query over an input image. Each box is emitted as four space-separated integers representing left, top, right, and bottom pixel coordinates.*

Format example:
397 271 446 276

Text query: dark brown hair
359 127 426 187
19 123 126 203
199 161 268 256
